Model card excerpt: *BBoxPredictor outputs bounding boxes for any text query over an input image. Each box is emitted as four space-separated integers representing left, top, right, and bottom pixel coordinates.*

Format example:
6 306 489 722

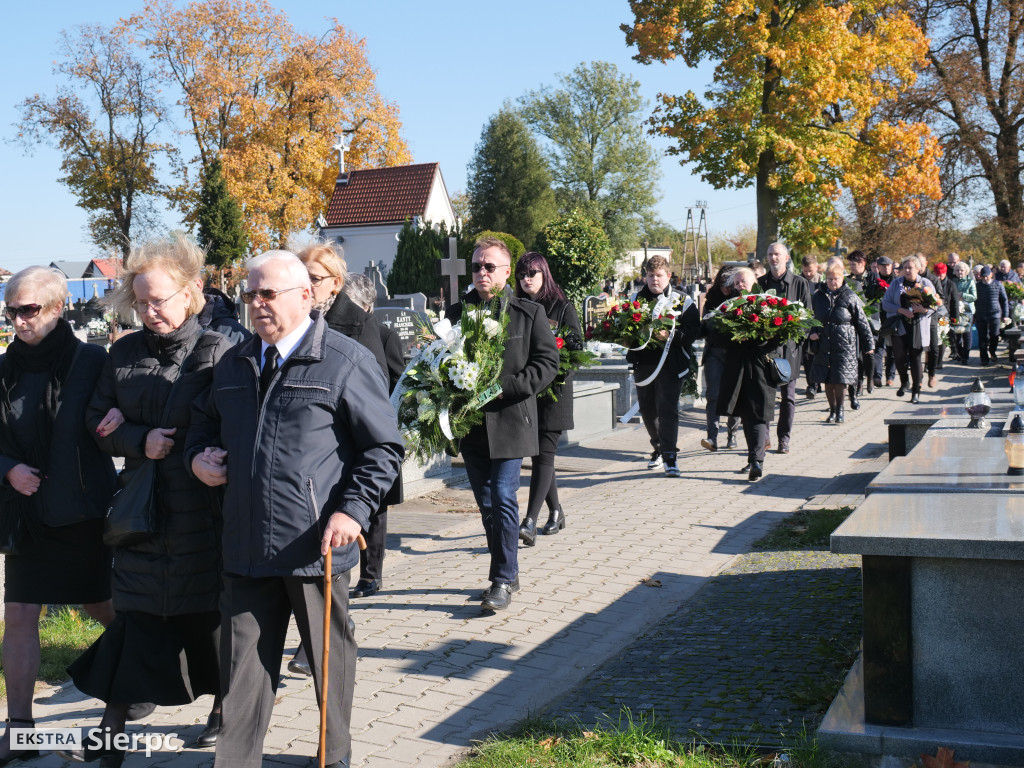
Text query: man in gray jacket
187 251 403 768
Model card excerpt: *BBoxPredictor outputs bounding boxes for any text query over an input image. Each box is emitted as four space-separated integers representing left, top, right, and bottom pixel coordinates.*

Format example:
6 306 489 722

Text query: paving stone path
4 361 996 768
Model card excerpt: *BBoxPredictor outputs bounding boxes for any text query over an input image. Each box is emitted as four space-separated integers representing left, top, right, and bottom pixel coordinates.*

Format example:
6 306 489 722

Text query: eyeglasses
240 286 302 304
308 274 331 286
132 288 184 313
4 304 43 320
517 269 541 279
472 262 507 274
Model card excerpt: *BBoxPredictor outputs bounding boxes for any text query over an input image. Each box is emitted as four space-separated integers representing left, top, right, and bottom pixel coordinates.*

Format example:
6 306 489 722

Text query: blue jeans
461 452 523 584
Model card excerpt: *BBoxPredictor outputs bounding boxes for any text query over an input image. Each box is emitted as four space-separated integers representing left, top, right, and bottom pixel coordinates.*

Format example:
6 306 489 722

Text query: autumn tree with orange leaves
126 0 411 252
14 25 174 256
623 0 942 256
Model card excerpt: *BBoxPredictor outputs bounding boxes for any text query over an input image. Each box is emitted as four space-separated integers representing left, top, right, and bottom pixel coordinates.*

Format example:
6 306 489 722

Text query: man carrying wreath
445 237 558 612
760 242 814 454
627 255 700 478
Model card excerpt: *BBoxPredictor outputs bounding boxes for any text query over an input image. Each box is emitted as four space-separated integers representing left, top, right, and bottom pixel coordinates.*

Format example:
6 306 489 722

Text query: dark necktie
260 345 279 402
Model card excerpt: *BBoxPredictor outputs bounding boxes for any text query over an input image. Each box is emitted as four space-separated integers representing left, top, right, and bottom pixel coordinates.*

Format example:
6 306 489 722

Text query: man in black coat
927 262 961 386
759 242 814 454
625 254 700 477
445 238 559 612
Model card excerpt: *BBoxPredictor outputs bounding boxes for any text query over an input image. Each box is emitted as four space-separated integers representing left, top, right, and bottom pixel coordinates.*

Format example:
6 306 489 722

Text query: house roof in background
50 261 92 278
89 258 121 277
324 162 440 227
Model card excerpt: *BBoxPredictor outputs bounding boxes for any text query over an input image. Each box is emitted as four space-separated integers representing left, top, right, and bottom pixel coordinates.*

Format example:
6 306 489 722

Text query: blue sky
0 1 756 273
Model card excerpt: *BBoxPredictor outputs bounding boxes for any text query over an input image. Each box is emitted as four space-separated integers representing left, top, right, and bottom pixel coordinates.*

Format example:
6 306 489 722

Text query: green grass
0 605 105 699
460 711 843 768
752 508 855 551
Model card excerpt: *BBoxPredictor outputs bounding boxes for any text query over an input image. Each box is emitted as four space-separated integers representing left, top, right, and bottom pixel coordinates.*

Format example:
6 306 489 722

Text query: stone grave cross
437 236 465 306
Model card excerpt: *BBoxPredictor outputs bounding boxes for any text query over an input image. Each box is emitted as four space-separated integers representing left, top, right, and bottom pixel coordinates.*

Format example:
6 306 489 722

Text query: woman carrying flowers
514 252 583 544
881 256 938 402
809 259 875 424
710 267 819 481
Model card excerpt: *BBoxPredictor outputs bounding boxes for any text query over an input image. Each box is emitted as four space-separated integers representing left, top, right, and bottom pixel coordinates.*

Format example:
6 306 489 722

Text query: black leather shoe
0 718 39 767
125 702 156 721
740 462 752 473
480 577 519 600
726 434 738 449
350 578 381 599
910 390 921 404
826 407 836 424
748 461 763 482
541 507 565 535
518 518 537 546
849 390 861 409
481 581 514 611
287 658 311 676
896 385 907 397
196 711 221 748
58 728 126 768
836 406 846 424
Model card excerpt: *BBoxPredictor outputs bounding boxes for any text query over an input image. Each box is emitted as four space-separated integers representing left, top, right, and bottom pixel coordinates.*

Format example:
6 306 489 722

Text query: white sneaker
664 463 680 478
647 452 663 469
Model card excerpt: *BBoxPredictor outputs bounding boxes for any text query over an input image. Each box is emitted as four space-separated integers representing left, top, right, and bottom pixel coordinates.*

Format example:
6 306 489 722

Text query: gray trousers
215 571 354 768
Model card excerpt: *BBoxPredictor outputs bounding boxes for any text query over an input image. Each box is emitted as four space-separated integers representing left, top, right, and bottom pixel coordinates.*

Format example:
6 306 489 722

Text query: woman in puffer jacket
809 259 875 424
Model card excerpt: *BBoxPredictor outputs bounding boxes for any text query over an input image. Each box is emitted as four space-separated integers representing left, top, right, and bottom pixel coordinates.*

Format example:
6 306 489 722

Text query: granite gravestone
584 295 613 330
365 261 390 305
376 307 430 361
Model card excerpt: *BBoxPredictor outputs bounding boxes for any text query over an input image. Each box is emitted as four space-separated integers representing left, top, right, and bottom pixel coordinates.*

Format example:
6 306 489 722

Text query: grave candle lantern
963 377 991 430
1006 414 1024 475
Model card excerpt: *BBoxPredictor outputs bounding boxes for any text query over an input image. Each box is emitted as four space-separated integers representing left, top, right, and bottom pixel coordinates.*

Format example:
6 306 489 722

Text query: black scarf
0 317 79 523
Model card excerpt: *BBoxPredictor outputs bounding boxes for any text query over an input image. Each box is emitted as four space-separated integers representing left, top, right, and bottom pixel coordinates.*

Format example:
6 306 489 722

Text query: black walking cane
318 534 366 768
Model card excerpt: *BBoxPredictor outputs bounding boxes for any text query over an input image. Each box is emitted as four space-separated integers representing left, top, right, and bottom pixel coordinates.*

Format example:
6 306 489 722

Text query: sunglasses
240 286 302 304
517 269 541 279
471 262 507 274
4 304 43 320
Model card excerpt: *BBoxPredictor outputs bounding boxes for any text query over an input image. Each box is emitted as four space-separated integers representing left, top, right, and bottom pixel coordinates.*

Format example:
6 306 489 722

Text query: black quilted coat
86 316 232 616
809 284 874 386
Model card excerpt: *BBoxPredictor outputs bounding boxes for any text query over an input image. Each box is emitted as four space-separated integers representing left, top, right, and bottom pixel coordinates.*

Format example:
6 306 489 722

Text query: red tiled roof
90 258 121 277
324 163 439 227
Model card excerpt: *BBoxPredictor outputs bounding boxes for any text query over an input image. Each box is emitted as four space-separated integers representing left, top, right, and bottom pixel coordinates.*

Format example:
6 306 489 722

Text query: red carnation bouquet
589 297 682 349
710 290 819 344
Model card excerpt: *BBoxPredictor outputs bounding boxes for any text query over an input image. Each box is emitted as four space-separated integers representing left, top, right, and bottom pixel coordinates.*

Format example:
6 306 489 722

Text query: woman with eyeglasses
62 236 234 767
0 267 119 767
296 242 387 384
513 252 582 544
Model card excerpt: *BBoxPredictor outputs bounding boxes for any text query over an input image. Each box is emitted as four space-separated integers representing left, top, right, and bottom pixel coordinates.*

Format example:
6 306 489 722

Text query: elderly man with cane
187 250 403 768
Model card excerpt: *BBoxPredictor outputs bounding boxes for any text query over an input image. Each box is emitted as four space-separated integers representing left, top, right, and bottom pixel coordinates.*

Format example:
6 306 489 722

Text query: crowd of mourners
0 236 1016 768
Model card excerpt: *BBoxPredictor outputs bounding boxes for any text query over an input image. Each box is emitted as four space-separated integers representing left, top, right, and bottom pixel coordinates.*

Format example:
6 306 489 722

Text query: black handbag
103 459 157 547
764 356 792 386
103 331 202 548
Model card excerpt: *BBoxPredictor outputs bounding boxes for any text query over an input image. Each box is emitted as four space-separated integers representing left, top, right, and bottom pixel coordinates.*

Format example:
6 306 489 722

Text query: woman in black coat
699 265 741 451
297 242 387 382
809 260 875 424
715 268 778 482
0 267 118 766
514 253 582 544
66 237 233 765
